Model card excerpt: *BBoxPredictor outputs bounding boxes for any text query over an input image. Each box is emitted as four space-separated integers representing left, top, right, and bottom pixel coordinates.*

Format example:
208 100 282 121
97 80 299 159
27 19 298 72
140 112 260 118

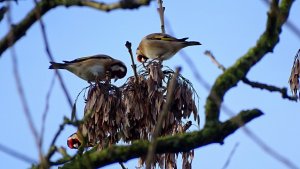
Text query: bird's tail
49 62 66 69
184 41 201 46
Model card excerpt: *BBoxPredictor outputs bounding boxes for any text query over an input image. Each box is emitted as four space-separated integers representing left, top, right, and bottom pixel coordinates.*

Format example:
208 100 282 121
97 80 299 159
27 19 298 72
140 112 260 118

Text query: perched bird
67 133 82 149
49 54 127 83
67 132 95 149
136 33 201 62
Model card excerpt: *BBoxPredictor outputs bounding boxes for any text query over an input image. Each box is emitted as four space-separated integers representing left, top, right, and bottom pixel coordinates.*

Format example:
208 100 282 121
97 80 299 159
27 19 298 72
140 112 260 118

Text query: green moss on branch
205 0 294 123
60 109 263 169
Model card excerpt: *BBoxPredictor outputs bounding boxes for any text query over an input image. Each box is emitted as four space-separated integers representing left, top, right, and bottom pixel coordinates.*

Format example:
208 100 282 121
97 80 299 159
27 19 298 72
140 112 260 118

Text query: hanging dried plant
80 83 124 149
289 49 300 100
80 61 199 168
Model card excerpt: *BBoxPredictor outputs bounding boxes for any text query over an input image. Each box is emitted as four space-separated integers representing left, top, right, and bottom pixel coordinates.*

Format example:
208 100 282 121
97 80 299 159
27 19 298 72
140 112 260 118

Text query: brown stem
157 0 165 33
125 41 139 82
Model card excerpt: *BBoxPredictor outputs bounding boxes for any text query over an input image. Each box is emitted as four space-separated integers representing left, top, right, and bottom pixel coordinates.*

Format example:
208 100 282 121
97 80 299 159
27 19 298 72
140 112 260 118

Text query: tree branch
0 0 152 57
0 142 37 164
205 0 294 124
0 6 8 22
221 142 239 169
157 0 165 33
60 109 263 169
242 78 297 101
204 50 297 102
6 1 42 162
204 50 299 169
125 41 139 82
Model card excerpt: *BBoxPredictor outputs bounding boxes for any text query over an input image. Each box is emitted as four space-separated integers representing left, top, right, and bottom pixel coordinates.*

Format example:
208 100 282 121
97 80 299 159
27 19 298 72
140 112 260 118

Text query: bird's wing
63 54 113 63
147 33 188 42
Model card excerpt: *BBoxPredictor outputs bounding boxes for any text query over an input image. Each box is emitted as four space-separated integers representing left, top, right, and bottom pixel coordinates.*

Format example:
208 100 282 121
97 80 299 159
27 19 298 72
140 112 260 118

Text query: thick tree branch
204 50 299 169
60 109 263 169
205 0 294 124
0 0 152 57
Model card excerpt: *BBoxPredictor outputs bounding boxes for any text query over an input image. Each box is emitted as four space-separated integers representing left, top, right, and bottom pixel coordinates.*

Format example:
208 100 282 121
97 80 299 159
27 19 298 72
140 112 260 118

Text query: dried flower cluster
79 61 199 168
289 49 300 99
81 84 123 148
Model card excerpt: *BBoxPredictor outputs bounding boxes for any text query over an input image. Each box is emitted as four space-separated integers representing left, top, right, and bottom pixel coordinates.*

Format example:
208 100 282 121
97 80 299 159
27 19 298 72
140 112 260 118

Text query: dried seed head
289 49 300 99
81 83 124 149
80 61 199 167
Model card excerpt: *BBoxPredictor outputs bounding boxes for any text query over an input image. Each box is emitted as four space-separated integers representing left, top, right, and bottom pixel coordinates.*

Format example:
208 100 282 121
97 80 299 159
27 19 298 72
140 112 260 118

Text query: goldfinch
67 133 82 149
49 54 127 83
136 33 201 62
67 132 95 149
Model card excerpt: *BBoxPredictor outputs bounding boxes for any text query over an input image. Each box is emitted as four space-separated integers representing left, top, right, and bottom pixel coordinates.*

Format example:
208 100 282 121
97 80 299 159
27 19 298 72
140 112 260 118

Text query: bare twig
0 143 37 164
145 67 181 169
71 86 89 121
45 117 73 162
242 78 297 101
33 0 73 110
119 162 127 169
6 0 41 160
32 1 75 165
40 74 56 150
221 142 239 169
0 0 152 57
157 0 165 33
183 121 192 131
285 21 300 40
204 50 226 71
0 6 8 22
204 50 297 101
243 126 299 169
125 41 139 81
45 86 92 163
225 106 300 169
51 117 72 150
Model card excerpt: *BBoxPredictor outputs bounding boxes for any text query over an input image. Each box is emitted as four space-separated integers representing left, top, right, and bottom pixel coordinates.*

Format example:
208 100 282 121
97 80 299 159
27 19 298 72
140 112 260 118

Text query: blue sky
0 0 300 168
